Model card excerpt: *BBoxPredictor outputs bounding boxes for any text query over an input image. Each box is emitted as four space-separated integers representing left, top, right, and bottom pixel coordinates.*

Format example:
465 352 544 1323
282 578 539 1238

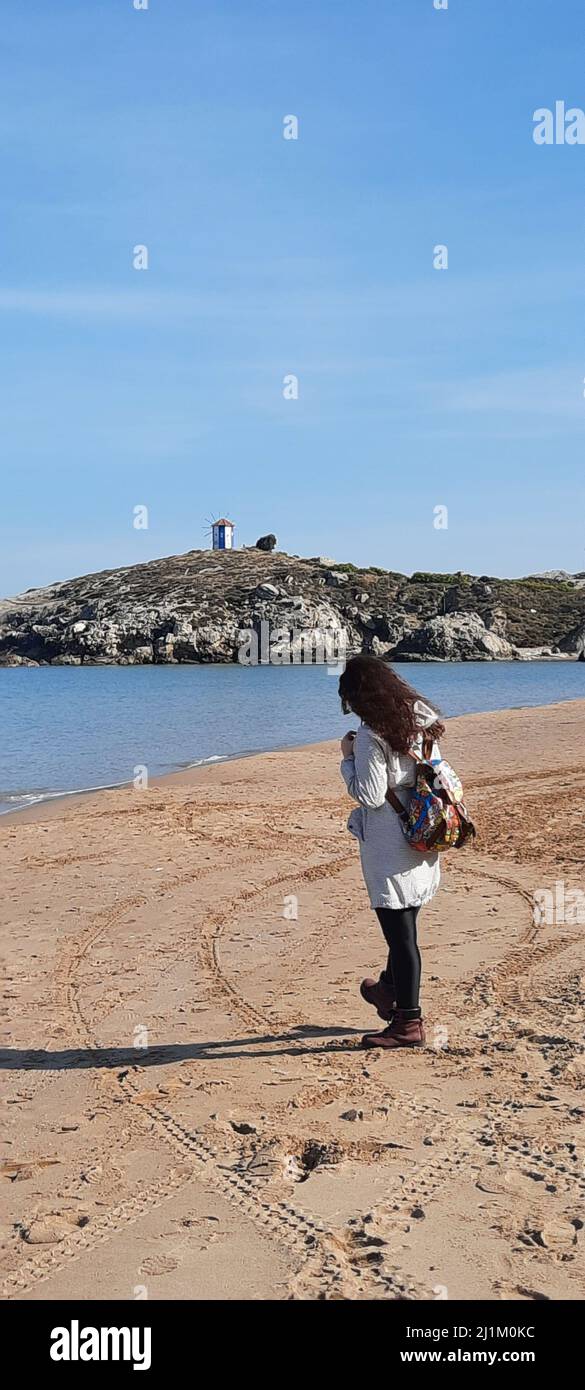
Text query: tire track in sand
12 782 578 1300
11 854 389 1301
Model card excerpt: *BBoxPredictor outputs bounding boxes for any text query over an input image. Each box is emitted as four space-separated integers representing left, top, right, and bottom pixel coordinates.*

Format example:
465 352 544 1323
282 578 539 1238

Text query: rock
325 570 349 586
530 570 585 587
371 636 394 657
2 654 40 666
393 612 519 662
366 613 410 657
559 619 585 655
484 606 508 636
255 534 277 552
516 646 571 660
255 582 280 598
340 1108 363 1121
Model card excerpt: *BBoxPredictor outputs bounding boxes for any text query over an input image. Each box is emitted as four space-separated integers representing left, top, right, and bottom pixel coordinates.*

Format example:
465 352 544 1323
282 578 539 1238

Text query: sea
0 660 582 816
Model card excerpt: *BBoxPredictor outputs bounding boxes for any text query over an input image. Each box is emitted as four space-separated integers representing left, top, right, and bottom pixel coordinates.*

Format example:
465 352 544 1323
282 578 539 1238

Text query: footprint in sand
79 1161 121 1185
477 1168 549 1198
245 1137 344 1183
522 1220 578 1253
21 1209 90 1245
139 1254 181 1276
245 1141 304 1182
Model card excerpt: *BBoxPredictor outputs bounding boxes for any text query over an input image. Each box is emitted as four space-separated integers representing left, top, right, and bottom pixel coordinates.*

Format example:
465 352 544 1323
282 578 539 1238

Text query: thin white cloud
0 263 582 323
435 365 585 417
0 288 189 317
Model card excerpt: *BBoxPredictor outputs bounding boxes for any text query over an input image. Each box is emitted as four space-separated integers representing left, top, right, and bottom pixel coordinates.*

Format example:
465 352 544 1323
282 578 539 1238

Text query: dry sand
1 700 584 1302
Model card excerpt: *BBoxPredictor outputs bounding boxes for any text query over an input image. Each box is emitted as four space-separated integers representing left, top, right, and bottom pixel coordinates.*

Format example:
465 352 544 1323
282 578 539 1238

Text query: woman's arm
340 726 388 808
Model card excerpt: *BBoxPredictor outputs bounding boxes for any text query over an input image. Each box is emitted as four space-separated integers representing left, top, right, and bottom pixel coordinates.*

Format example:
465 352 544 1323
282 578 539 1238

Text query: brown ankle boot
360 972 395 1021
362 1009 425 1050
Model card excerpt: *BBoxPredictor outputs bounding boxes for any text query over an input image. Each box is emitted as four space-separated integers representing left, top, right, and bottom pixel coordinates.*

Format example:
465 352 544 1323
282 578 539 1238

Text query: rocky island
1 549 584 666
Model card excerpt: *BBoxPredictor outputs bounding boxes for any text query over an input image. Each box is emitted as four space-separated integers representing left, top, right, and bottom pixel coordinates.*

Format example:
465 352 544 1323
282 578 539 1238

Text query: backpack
385 733 476 854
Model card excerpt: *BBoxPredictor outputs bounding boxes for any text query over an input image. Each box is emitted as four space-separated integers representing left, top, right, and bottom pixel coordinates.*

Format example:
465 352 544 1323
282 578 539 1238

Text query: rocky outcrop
558 619 585 655
530 570 585 589
255 534 277 552
393 612 519 662
324 570 350 587
0 551 584 665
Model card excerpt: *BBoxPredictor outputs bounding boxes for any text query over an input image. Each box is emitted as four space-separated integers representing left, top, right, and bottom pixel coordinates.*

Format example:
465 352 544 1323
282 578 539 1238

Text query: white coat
340 700 441 911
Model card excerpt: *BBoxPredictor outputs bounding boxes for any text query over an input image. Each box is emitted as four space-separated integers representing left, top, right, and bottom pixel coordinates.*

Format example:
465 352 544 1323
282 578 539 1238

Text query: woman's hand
341 731 357 759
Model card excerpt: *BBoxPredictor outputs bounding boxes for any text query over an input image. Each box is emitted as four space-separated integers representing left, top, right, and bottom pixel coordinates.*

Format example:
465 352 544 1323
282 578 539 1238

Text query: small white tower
212 518 235 550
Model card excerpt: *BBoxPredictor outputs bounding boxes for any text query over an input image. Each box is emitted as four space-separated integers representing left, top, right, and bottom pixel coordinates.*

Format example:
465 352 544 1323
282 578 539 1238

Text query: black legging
375 906 422 1012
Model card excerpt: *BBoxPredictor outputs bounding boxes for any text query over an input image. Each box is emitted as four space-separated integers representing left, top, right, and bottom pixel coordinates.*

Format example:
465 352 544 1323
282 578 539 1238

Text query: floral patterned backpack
386 734 476 853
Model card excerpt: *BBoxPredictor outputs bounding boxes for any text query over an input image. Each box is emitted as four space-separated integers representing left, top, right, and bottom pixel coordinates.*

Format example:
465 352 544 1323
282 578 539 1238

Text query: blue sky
1 0 584 594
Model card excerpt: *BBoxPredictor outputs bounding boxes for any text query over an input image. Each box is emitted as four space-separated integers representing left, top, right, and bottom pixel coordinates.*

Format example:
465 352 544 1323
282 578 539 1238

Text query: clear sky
1 0 584 594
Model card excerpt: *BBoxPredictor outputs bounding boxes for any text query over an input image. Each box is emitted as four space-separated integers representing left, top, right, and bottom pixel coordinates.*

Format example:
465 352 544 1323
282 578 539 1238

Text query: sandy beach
1 700 584 1302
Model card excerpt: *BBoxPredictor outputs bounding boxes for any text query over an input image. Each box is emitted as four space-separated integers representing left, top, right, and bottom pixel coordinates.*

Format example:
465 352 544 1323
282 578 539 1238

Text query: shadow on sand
0 1025 366 1071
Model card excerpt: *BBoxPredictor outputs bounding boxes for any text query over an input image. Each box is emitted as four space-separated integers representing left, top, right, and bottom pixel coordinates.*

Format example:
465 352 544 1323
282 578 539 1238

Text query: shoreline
0 652 579 668
3 695 585 827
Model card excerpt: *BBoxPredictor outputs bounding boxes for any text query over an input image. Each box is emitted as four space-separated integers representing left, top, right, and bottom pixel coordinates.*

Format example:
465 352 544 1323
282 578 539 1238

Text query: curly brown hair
338 655 445 754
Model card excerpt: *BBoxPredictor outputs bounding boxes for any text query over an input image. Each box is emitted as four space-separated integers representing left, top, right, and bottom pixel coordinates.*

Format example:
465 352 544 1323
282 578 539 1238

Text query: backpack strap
409 733 433 762
421 732 434 760
385 732 433 819
386 787 408 819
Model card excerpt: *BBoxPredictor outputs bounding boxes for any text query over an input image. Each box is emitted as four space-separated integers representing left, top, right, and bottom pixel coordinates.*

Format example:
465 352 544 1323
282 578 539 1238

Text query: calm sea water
0 661 582 816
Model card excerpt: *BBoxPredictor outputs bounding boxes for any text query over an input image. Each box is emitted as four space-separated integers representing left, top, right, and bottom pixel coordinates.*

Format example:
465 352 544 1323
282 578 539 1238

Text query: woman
339 655 445 1050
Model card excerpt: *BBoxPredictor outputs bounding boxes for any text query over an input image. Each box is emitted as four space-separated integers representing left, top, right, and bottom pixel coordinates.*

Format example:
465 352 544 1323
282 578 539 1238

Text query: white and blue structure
211 518 235 550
